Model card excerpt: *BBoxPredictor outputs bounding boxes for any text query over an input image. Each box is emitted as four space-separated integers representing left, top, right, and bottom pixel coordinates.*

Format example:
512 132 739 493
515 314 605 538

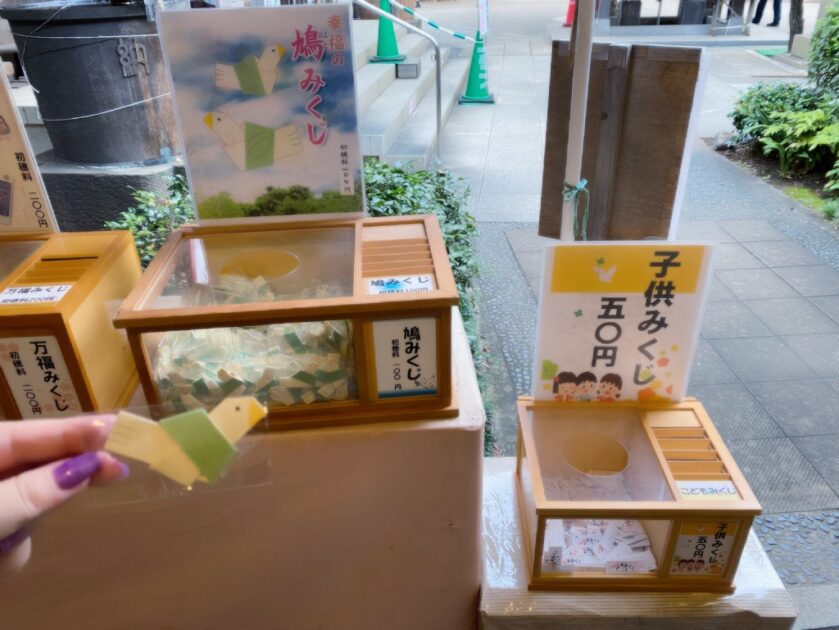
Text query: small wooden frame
0 231 142 419
515 396 761 592
113 215 460 430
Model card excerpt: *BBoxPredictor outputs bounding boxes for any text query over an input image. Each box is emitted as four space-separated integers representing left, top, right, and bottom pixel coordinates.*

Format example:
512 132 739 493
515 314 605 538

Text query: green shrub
730 82 828 143
809 2 839 92
730 82 839 193
760 109 837 175
104 174 193 267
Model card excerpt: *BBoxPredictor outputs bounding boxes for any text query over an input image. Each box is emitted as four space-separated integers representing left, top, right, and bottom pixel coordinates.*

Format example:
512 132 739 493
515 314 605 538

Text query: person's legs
767 0 781 24
752 0 768 23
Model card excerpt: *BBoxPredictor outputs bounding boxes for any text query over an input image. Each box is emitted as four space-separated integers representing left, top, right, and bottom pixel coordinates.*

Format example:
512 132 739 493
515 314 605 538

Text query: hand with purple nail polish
0 417 129 575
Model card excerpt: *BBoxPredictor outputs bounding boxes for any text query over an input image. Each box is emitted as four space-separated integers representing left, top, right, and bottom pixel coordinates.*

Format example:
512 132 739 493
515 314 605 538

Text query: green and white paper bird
214 44 285 96
105 397 267 486
203 110 303 171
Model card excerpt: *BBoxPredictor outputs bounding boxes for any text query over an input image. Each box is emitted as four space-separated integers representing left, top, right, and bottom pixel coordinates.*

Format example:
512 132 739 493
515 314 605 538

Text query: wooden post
560 0 596 241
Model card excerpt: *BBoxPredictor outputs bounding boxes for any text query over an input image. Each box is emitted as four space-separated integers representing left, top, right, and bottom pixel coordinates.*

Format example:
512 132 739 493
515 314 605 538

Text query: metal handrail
353 0 442 164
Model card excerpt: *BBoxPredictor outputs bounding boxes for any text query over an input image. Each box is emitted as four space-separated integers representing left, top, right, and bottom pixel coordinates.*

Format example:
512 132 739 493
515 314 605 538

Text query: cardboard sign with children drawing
159 5 363 222
533 243 714 403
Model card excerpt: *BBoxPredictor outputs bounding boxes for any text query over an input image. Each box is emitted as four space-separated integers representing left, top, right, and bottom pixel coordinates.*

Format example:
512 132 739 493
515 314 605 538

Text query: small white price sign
0 284 71 305
372 317 437 398
0 336 81 417
676 480 739 501
367 275 436 295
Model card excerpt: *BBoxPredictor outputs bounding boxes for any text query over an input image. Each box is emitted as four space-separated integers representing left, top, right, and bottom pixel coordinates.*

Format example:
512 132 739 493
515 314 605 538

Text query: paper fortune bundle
153 275 356 412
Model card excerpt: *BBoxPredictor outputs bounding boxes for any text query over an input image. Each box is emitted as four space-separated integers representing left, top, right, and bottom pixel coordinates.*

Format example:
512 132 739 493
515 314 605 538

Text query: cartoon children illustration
554 372 577 401
574 372 597 401
597 373 622 402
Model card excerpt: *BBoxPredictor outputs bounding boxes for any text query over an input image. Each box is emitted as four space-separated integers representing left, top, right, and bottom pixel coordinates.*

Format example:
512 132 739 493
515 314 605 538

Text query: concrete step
352 19 410 70
355 34 429 112
360 45 452 158
382 53 471 169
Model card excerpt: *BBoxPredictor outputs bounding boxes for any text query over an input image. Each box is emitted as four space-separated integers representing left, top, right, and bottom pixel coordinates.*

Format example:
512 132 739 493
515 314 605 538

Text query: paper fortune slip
105 397 267 486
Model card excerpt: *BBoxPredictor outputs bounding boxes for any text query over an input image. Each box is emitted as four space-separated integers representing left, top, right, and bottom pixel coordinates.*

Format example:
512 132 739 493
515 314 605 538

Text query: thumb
0 452 101 537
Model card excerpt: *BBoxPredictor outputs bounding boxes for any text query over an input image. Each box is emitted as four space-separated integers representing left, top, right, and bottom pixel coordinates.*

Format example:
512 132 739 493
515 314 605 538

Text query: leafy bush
760 108 839 176
809 2 839 92
730 82 839 193
822 198 839 221
730 82 829 143
104 174 193 267
364 160 495 453
198 185 362 219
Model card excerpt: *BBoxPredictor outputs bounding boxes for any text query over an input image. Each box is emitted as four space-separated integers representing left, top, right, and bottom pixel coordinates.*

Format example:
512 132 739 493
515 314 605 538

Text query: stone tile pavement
421 0 839 624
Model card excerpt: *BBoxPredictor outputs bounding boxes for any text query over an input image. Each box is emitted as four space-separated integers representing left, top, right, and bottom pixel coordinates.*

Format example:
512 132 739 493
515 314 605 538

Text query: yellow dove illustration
203 110 303 171
214 44 285 96
105 397 266 486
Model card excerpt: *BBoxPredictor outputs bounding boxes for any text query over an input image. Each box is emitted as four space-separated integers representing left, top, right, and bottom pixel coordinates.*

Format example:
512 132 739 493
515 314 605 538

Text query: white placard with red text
0 336 81 418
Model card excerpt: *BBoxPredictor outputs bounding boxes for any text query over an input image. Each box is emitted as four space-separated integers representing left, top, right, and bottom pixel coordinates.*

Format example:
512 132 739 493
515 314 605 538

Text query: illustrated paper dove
105 397 267 486
594 265 616 283
203 110 303 171
214 44 285 96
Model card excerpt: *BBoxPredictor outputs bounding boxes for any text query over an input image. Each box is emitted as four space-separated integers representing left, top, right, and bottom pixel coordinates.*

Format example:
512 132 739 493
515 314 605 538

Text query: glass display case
515 397 761 592
0 231 142 418
114 216 460 429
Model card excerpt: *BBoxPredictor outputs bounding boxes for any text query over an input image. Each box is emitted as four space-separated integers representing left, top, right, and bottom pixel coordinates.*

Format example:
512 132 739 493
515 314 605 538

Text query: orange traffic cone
564 0 576 26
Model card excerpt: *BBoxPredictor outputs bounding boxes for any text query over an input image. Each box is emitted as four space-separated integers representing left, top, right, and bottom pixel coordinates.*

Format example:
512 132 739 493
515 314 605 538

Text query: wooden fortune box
516 242 760 592
0 231 142 419
515 397 761 592
113 215 460 429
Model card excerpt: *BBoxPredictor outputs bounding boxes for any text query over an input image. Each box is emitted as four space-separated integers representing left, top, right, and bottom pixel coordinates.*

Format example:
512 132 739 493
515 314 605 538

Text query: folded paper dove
105 397 267 486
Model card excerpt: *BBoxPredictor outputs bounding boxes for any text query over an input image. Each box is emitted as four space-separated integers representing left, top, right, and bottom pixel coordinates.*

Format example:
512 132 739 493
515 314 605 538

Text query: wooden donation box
114 216 460 429
522 241 762 592
0 231 142 418
515 398 761 592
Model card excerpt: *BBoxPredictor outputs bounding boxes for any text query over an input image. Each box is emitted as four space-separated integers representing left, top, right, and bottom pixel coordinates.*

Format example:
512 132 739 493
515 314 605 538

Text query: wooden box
0 231 142 419
515 397 761 592
113 215 460 429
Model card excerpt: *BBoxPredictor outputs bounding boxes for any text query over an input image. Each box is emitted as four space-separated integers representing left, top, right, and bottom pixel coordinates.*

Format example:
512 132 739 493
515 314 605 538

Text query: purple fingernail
0 528 29 556
116 461 130 479
53 452 101 490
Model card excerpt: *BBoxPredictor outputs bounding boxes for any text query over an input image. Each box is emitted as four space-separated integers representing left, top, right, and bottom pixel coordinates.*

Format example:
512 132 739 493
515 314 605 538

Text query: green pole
370 0 407 63
459 31 494 104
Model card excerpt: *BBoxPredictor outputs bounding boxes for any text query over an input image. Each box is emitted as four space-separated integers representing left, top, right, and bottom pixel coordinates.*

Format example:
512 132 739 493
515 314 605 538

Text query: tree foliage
809 2 839 92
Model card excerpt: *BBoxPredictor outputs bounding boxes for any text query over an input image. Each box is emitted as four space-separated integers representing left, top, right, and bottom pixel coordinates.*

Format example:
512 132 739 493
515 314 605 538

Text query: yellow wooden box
515 396 761 592
0 231 142 419
113 215 460 430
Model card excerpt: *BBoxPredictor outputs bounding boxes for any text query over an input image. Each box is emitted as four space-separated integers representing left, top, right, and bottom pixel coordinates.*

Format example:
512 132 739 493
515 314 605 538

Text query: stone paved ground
422 0 839 626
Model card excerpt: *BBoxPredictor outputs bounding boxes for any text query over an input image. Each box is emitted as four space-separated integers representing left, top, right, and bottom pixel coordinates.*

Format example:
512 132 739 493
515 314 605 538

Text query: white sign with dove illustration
159 5 364 222
532 242 714 403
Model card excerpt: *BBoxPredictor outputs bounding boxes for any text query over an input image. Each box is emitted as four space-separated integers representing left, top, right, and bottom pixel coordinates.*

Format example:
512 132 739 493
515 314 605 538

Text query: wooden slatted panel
651 427 706 439
663 450 721 461
18 258 94 284
658 437 713 450
650 423 730 479
361 238 435 278
539 43 702 240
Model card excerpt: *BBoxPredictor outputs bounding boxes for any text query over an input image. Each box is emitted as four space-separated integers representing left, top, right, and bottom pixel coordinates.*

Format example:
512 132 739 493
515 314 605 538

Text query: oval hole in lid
560 431 629 477
220 250 299 280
